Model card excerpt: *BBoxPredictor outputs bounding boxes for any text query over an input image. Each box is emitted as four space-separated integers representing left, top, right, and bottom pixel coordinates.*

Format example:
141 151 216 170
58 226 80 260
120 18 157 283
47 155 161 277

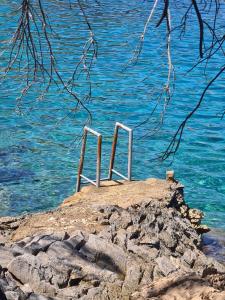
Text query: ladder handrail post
76 129 88 192
108 122 133 182
96 134 102 188
128 129 133 181
76 126 102 192
108 126 119 180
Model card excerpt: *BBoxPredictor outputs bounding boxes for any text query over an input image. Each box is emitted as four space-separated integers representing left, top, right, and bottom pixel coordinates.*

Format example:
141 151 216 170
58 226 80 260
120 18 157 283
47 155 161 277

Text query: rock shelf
0 179 224 299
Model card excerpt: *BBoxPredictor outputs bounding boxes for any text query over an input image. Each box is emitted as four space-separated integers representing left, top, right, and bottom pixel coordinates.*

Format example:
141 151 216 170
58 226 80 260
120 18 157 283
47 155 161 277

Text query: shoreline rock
0 179 224 299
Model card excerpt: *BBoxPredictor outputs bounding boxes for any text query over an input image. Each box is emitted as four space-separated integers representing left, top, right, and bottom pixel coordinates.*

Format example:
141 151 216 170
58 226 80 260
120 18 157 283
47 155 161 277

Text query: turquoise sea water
0 1 224 233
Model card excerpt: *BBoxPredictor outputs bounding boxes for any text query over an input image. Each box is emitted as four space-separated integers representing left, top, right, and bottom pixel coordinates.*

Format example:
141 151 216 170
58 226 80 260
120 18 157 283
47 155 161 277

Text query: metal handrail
76 126 102 192
108 122 133 181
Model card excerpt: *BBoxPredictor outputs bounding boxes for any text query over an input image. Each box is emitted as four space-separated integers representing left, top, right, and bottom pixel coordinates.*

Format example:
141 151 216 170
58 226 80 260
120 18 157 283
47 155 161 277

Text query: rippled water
0 1 224 232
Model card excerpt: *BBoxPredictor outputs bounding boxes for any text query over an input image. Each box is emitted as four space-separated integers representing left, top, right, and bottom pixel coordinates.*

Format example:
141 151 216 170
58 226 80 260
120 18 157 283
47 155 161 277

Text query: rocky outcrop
0 179 224 299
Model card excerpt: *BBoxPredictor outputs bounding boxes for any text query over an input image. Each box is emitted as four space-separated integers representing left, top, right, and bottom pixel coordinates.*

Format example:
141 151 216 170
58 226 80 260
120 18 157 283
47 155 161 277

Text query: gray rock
28 294 53 300
139 235 160 248
0 183 223 300
122 258 142 296
159 230 178 249
7 254 43 285
66 230 86 250
119 211 133 229
0 246 14 268
183 249 197 267
4 291 21 300
0 234 7 245
114 229 127 248
47 241 75 258
0 285 7 300
4 271 20 289
155 256 178 276
80 234 127 275
7 254 57 297
11 244 26 257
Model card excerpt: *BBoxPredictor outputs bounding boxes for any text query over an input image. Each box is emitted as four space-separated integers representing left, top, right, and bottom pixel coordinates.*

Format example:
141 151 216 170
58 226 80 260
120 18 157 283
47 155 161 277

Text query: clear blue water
0 1 224 232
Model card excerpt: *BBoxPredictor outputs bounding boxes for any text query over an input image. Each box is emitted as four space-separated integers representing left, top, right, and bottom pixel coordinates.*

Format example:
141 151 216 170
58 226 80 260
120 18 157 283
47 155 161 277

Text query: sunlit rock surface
0 179 224 299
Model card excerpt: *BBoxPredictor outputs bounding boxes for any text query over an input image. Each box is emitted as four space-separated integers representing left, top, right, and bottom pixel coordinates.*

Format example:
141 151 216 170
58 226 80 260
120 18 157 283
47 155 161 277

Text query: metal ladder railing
76 126 102 192
108 122 133 181
76 122 133 192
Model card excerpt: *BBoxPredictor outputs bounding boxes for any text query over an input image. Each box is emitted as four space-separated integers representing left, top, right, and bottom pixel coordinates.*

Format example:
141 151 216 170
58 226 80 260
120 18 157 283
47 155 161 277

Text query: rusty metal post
76 130 87 192
76 126 102 192
166 170 175 181
108 122 133 181
108 125 119 180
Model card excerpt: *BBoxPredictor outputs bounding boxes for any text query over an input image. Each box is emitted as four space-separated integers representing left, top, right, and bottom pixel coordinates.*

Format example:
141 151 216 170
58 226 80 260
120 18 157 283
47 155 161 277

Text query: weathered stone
109 211 120 223
0 285 7 300
119 211 133 229
4 271 20 289
0 234 7 245
82 286 103 299
98 227 114 242
155 256 178 276
20 283 33 294
11 244 26 257
66 230 86 250
0 180 224 299
4 291 21 300
159 230 178 249
126 225 140 240
0 246 14 268
80 234 127 275
183 249 197 267
140 263 155 285
7 254 57 297
68 267 84 286
47 241 75 258
7 254 43 285
28 294 53 300
139 235 160 248
127 243 158 261
188 208 203 224
103 282 123 300
99 219 110 226
122 259 142 296
195 224 210 234
114 229 127 248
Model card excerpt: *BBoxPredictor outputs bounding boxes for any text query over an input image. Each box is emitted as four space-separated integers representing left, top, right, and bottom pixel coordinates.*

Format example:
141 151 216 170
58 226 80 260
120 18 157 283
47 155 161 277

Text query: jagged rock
4 291 21 300
139 235 160 248
188 208 203 224
0 180 224 299
196 224 210 234
11 244 26 257
80 234 127 275
159 230 178 249
0 246 14 268
0 234 7 245
0 285 7 300
7 254 57 297
155 256 178 276
122 258 142 296
182 249 197 267
47 241 75 258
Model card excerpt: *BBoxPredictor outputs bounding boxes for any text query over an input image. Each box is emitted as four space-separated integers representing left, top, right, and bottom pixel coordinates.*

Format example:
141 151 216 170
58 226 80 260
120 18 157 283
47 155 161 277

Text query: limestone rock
0 180 224 299
0 246 14 268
